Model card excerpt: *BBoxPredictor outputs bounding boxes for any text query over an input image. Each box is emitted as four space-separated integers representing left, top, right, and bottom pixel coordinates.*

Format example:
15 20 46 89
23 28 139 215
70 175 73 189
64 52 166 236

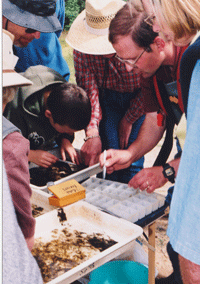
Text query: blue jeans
98 88 145 183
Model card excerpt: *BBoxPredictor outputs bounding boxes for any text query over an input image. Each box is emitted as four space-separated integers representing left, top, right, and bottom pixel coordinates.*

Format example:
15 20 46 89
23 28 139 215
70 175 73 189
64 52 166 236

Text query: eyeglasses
115 48 147 67
25 28 37 34
144 14 156 27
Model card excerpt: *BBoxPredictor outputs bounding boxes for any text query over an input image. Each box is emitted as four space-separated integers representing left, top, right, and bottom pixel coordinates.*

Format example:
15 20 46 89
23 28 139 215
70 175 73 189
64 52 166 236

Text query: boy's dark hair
46 83 91 130
109 3 158 50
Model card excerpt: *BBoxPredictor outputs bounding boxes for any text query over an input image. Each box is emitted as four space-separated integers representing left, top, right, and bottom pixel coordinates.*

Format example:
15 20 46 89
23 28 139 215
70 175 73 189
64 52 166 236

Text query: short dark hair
46 83 91 130
109 3 158 50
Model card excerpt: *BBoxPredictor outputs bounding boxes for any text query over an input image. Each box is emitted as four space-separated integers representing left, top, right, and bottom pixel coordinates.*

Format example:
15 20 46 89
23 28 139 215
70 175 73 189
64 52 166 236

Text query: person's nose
125 63 134 72
33 31 41 39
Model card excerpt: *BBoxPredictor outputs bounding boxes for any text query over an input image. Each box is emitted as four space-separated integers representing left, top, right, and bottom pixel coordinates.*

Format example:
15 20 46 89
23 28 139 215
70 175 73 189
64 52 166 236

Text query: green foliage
64 0 85 31
59 31 76 83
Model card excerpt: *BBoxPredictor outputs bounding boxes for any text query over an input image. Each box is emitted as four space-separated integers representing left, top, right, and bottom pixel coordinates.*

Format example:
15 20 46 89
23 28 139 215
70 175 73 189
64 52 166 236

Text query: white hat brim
3 71 33 88
65 10 116 55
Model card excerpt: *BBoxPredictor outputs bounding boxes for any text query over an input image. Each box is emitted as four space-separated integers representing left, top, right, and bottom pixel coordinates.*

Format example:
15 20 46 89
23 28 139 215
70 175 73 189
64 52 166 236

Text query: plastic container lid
89 260 148 284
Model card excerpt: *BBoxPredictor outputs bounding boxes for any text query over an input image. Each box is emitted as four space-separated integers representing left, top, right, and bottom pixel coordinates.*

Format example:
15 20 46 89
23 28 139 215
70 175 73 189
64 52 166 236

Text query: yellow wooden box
48 179 86 207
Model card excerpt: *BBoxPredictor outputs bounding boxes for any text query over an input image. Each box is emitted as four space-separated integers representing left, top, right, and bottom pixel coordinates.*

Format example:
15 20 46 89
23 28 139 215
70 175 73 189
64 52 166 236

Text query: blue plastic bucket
89 260 148 284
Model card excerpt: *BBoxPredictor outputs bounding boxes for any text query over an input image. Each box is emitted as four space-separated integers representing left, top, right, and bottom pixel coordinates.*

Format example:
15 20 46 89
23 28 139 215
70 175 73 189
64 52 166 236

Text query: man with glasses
100 2 187 194
99 5 189 283
66 0 163 184
2 0 70 80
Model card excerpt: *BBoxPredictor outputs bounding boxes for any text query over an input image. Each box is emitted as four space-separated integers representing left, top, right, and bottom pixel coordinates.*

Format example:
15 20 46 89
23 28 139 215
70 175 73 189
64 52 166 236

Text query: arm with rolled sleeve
3 132 35 250
74 50 102 165
74 50 102 131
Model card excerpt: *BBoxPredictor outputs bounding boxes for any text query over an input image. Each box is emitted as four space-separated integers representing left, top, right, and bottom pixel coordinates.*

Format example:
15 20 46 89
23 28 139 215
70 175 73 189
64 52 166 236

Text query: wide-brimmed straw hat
66 0 125 55
2 0 62 33
3 30 33 87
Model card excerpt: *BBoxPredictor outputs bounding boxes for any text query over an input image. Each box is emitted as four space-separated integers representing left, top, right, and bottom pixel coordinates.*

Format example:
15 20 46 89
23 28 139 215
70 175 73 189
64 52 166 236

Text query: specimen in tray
30 161 86 186
32 227 117 283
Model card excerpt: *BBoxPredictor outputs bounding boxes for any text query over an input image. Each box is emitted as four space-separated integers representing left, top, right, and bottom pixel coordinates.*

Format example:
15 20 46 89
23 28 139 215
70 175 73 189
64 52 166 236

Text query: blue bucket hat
2 0 62 33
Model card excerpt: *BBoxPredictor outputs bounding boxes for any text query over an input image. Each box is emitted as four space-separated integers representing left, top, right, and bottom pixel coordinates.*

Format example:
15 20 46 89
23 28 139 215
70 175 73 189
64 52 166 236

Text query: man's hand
99 149 133 174
81 129 102 166
119 116 133 149
128 166 168 193
129 158 180 193
28 150 58 168
60 138 81 165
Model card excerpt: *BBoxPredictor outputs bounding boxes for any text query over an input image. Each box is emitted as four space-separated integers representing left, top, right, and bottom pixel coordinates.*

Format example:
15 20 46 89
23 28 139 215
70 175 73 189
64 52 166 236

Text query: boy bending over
4 65 91 167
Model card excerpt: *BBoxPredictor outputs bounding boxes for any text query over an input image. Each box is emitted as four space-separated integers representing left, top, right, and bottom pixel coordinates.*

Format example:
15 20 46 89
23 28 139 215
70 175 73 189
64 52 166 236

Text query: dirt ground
72 115 187 279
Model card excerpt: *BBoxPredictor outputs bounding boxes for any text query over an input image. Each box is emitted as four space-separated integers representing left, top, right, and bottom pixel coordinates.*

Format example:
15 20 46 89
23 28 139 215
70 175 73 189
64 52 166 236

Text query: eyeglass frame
115 47 148 67
144 14 156 27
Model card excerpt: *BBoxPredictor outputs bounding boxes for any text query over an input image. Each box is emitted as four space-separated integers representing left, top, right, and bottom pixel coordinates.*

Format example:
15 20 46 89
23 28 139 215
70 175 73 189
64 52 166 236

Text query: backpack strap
153 116 175 166
153 75 179 124
177 45 189 113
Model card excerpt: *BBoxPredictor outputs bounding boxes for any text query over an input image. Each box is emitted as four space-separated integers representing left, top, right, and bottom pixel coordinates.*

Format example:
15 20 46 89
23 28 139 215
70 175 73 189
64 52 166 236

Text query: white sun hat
65 0 125 55
3 30 33 87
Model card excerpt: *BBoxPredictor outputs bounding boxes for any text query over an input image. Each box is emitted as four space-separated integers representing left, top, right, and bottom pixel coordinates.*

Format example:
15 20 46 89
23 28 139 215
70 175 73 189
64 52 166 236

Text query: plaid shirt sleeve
125 89 146 124
73 50 102 131
125 75 160 123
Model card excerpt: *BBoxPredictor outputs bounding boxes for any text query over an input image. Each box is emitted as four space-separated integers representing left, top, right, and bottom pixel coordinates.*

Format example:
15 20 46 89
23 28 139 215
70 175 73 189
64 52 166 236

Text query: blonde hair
128 0 144 12
3 87 18 105
151 0 200 40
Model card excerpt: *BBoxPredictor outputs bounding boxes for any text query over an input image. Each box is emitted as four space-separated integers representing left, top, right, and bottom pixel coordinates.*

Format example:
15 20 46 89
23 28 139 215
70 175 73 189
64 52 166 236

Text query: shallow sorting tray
30 162 103 193
31 188 57 215
82 177 166 223
29 146 103 191
33 200 143 284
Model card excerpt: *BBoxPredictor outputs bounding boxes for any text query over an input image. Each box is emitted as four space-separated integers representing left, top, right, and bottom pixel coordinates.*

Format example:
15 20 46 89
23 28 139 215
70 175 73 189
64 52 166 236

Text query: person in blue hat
2 0 70 80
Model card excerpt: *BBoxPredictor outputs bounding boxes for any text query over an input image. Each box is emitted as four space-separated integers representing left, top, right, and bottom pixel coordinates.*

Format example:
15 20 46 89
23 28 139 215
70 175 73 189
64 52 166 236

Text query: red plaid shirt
74 50 144 130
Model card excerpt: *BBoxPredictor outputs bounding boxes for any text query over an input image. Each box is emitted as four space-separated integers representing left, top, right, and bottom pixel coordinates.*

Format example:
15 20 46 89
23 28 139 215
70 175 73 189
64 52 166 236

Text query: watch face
166 168 174 176
163 164 175 183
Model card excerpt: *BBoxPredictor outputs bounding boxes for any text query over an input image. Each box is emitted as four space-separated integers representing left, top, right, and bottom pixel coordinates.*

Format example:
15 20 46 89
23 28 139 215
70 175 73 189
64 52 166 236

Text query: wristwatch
162 163 175 183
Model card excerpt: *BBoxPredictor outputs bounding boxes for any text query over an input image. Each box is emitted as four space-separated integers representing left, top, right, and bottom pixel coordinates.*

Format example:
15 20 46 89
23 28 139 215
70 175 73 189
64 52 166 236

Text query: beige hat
3 30 33 87
65 0 125 55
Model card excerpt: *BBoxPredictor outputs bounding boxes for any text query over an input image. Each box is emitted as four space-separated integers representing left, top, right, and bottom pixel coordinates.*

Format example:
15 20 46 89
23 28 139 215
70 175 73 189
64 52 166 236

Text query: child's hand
60 138 81 165
28 150 58 168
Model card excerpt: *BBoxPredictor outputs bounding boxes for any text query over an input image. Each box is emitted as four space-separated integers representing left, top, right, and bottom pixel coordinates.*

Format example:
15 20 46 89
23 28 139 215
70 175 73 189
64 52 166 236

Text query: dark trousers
98 88 145 183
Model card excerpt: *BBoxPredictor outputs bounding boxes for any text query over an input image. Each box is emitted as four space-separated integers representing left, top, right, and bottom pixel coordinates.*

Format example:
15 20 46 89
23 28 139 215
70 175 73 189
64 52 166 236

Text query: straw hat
65 0 125 55
3 30 33 87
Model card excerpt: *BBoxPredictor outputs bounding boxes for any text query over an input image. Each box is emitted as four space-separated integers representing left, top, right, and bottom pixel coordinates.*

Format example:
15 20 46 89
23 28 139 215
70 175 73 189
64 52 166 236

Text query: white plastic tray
34 200 143 284
82 177 165 222
31 177 165 223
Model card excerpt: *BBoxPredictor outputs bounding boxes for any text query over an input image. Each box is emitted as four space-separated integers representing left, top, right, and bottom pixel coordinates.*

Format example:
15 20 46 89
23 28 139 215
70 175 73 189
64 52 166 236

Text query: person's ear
154 36 165 51
45 109 52 119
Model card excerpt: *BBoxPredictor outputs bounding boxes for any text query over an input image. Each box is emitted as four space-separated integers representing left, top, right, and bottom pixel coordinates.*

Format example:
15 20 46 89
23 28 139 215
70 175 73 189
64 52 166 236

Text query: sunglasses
5 19 37 34
25 28 37 34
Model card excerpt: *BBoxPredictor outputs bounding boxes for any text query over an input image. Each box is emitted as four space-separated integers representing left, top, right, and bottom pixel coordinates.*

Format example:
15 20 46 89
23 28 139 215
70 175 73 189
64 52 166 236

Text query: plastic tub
89 260 148 284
